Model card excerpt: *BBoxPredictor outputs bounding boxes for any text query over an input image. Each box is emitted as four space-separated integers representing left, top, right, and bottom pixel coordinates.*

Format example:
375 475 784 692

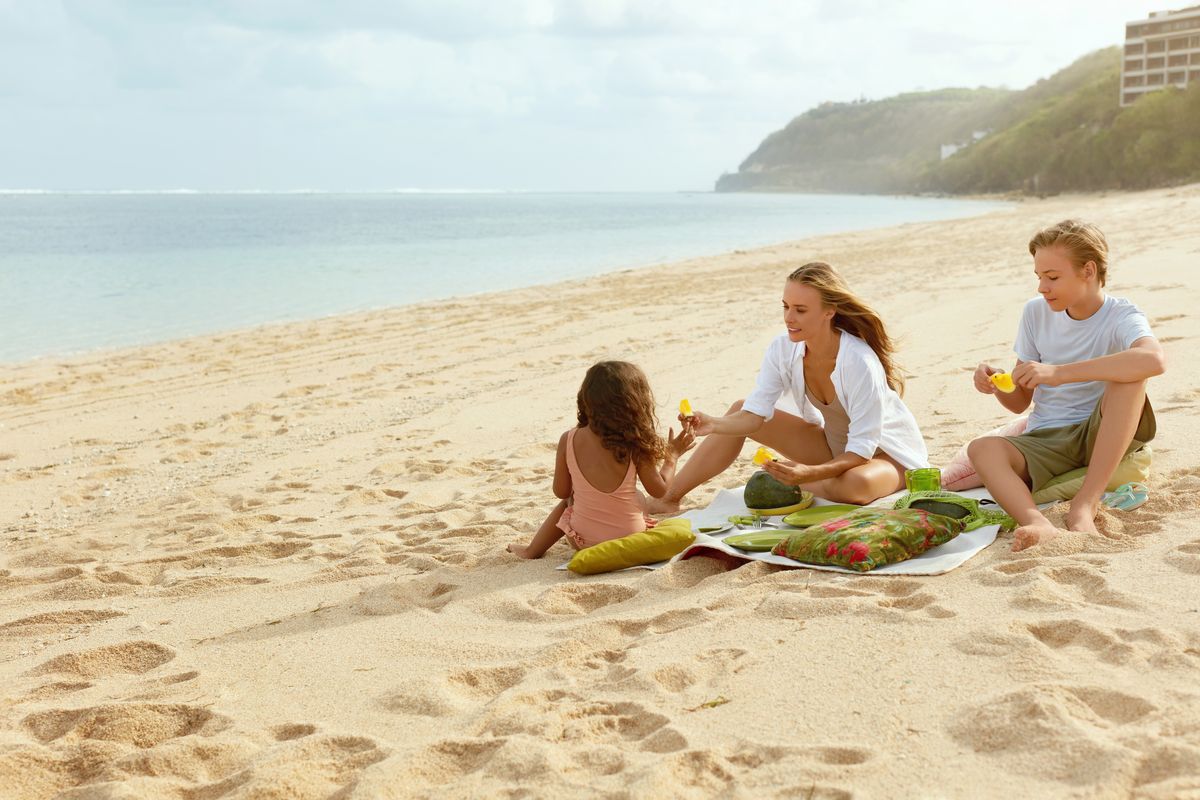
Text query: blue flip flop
1102 482 1149 511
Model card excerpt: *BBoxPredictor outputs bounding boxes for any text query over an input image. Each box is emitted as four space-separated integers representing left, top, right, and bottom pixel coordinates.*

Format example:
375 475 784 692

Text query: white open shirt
741 331 929 470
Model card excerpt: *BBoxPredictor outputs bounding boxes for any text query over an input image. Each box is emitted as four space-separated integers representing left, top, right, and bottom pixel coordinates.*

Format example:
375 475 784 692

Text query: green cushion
1032 445 1152 504
771 507 965 572
567 518 694 575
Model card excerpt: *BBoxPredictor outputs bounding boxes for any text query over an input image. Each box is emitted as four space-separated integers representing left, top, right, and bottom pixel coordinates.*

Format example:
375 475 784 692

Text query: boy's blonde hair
1028 219 1109 287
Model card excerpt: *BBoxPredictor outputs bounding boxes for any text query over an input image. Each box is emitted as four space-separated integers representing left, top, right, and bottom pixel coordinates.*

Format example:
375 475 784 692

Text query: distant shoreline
0 192 1007 365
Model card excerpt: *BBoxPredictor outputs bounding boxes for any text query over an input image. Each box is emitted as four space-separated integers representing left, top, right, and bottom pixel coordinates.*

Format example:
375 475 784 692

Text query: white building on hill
1121 5 1200 106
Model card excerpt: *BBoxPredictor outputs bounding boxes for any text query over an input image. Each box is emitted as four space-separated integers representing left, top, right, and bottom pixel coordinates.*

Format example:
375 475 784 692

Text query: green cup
905 467 941 493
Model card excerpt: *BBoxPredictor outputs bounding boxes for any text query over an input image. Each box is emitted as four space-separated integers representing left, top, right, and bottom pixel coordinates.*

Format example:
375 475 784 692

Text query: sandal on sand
1102 482 1149 512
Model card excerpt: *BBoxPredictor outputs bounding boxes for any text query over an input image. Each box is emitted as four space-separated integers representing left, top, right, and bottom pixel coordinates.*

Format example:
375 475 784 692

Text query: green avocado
743 470 813 515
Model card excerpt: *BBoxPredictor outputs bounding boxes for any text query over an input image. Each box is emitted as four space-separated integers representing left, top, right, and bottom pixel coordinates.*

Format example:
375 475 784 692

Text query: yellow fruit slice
752 446 776 466
990 372 1016 393
679 398 694 417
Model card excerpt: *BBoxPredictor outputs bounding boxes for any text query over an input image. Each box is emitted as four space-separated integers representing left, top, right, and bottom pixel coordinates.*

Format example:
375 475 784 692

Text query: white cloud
0 0 1169 190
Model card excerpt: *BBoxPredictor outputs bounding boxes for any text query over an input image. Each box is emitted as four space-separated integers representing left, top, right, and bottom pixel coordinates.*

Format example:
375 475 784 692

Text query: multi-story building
1121 5 1200 106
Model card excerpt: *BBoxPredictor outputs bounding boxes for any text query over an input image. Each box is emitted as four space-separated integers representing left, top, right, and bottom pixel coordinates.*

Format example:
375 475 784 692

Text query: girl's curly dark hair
576 361 665 465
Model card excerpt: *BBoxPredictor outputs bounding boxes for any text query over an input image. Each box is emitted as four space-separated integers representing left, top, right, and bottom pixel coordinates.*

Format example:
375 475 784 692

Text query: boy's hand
973 363 1000 394
1013 361 1059 389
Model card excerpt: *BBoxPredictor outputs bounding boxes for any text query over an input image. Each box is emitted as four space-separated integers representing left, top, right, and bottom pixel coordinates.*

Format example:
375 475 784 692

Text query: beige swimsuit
805 383 851 457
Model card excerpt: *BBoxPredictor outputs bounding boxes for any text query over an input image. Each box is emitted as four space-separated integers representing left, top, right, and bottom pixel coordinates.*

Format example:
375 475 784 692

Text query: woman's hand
681 410 718 437
665 426 695 461
761 458 813 487
1012 360 1059 389
973 362 1000 395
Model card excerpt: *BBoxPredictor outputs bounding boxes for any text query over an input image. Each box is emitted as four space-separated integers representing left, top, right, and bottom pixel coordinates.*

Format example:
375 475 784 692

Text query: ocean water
0 192 1006 363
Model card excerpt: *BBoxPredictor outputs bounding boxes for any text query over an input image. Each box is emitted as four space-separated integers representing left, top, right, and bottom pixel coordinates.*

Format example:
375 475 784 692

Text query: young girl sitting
507 360 694 559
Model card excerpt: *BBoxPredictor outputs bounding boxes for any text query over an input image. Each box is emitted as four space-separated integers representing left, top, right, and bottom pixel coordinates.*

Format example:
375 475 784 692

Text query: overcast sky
0 0 1168 192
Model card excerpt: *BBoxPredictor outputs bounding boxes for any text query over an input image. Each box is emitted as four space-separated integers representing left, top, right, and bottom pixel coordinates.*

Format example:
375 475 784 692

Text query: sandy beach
3 184 1200 798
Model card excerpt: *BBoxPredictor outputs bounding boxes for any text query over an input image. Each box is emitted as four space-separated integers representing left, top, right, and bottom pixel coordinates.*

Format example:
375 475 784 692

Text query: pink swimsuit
556 428 655 549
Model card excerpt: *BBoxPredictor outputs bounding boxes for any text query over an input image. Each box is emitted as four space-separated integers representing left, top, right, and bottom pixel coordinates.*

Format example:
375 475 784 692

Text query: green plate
781 504 860 528
724 530 791 552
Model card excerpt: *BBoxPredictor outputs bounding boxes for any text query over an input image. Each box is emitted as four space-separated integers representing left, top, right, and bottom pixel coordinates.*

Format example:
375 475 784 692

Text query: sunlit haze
0 0 1170 191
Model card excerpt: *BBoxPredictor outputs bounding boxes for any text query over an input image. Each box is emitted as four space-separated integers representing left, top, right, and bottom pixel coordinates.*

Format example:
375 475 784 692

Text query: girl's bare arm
552 431 572 499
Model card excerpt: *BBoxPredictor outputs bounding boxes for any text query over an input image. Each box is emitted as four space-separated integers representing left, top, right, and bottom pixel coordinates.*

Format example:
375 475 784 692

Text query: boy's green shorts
1004 397 1156 492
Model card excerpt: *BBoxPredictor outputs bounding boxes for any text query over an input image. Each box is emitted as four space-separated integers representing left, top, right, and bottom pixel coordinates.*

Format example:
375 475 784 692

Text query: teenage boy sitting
968 220 1165 552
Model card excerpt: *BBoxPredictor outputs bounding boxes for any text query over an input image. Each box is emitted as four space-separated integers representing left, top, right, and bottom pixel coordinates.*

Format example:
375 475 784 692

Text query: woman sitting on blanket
648 262 929 513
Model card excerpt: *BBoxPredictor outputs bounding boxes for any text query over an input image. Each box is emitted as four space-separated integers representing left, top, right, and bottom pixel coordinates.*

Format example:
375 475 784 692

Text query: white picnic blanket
669 485 1003 576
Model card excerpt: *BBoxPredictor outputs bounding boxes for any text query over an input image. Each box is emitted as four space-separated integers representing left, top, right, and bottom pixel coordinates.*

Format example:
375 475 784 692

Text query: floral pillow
771 507 965 572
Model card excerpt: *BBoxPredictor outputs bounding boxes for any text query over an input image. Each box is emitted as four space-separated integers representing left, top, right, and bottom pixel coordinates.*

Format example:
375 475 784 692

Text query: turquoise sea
0 192 1006 363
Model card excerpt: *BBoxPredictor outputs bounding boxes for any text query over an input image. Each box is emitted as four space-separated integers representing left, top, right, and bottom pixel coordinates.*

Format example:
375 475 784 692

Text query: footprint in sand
444 665 527 700
1026 619 1138 665
650 664 697 693
22 703 228 747
1129 741 1200 797
875 591 957 618
974 557 1041 587
380 679 461 718
0 609 125 637
950 684 1160 786
527 583 639 616
157 576 270 597
639 745 865 797
32 641 176 678
391 737 509 786
489 693 681 754
1011 564 1141 612
272 723 318 741
219 734 388 796
1165 539 1200 575
351 577 461 617
21 681 94 702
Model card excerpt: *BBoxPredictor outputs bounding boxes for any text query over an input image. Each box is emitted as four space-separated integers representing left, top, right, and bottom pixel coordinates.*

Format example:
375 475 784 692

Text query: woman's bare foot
506 543 540 559
1011 522 1062 552
643 495 682 516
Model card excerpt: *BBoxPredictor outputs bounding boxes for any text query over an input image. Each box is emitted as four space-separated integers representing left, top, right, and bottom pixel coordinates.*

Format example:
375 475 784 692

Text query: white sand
2 184 1200 798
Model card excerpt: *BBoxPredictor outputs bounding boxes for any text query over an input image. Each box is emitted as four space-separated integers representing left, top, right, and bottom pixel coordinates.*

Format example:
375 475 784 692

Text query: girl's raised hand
665 426 696 459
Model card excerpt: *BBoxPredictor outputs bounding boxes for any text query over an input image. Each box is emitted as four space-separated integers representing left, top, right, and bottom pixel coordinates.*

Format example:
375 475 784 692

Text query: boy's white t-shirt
1013 294 1154 432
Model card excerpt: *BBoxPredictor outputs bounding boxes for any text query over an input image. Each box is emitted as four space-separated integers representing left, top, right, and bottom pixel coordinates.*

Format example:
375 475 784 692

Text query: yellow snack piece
679 398 694 417
752 446 776 466
990 372 1016 393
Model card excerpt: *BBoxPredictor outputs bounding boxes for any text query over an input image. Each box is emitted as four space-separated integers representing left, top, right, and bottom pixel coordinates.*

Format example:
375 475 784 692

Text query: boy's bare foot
1065 500 1101 534
644 496 682 516
1011 522 1062 552
506 543 540 559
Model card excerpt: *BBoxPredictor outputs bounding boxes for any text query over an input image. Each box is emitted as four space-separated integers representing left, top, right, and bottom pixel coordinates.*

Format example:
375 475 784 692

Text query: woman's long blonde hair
787 261 905 395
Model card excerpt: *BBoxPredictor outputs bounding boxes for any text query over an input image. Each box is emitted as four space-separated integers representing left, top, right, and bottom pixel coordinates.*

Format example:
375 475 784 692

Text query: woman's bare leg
508 499 568 559
646 400 831 514
802 455 905 506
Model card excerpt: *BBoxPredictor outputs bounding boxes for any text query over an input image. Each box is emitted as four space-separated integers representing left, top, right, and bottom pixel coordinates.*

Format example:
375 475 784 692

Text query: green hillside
716 48 1200 195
